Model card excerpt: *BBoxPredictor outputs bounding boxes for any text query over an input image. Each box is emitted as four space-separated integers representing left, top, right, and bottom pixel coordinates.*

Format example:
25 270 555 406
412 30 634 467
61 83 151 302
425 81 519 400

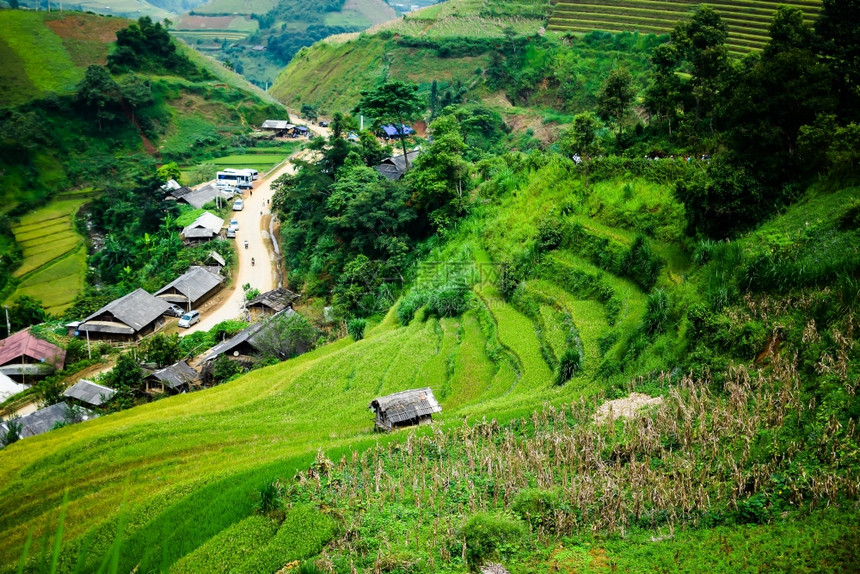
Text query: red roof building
0 329 66 383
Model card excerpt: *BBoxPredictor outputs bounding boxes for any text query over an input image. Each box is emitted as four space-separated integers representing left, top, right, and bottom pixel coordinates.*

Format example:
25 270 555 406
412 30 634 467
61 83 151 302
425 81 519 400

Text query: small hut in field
369 388 442 431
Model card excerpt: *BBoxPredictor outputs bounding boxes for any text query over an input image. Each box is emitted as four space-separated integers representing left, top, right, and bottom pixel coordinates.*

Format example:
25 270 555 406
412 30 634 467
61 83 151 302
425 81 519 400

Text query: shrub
397 291 427 326
555 347 583 385
511 488 561 532
0 417 22 447
257 479 283 516
643 288 671 336
346 318 366 341
463 512 527 567
622 235 662 291
427 285 471 318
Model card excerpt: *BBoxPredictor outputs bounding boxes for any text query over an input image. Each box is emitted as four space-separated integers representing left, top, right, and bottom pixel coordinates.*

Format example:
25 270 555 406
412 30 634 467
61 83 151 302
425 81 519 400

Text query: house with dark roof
70 288 172 342
143 360 200 395
155 266 225 310
200 309 312 379
375 150 421 181
63 379 116 408
380 124 415 140
0 403 93 441
170 184 233 210
247 288 301 320
0 329 66 384
369 387 442 431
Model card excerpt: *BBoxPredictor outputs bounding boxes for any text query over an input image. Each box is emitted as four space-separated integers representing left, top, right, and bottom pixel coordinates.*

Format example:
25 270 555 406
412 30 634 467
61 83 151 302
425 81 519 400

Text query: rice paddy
5 194 91 315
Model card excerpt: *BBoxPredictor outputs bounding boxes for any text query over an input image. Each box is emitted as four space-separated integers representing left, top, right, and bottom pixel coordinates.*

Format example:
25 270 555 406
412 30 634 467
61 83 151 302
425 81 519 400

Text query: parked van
178 310 200 328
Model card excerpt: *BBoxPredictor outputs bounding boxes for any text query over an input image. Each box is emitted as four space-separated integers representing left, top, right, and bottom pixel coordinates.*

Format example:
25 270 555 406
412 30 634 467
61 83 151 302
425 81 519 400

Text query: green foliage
170 516 279 574
643 288 670 336
6 295 47 333
463 512 527 567
0 416 22 447
232 505 337 574
211 354 244 384
555 347 582 385
108 17 208 79
622 235 662 291
104 352 142 409
346 318 366 341
140 333 181 368
511 488 562 532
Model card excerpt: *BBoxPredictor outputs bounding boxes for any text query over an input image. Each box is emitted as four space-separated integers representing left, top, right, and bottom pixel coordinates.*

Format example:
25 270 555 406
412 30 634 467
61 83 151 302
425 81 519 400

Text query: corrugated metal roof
247 288 300 313
64 379 116 406
0 329 66 370
202 309 296 362
79 289 172 334
155 267 224 306
261 120 294 130
182 212 224 236
148 360 199 389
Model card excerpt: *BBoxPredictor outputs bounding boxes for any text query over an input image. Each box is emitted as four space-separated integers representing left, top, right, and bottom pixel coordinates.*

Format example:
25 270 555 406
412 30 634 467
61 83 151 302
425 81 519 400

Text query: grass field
5 195 90 315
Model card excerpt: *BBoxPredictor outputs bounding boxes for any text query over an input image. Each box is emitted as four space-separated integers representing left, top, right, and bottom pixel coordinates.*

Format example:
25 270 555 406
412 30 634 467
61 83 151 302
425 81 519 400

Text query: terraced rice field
548 0 823 55
6 193 91 315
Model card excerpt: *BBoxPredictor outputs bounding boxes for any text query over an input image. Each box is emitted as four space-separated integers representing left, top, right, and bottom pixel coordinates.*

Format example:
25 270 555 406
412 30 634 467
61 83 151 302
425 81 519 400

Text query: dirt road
183 118 329 335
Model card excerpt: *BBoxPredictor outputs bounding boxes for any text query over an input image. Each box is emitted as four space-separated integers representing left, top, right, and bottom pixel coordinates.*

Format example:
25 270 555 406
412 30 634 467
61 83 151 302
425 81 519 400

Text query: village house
169 184 233 209
69 288 173 342
0 329 66 385
181 211 225 244
369 387 442 431
143 360 201 395
63 379 117 409
246 288 301 320
375 150 421 181
155 266 225 312
0 402 93 441
260 119 295 137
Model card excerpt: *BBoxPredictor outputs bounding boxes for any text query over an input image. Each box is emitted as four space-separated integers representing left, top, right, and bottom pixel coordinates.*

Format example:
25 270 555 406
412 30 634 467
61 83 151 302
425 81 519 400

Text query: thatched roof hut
369 387 442 431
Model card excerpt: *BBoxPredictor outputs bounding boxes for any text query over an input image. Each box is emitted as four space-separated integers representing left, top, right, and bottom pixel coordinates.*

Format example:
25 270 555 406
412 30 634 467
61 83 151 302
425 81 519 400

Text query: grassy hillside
0 11 128 107
0 150 857 571
548 0 822 55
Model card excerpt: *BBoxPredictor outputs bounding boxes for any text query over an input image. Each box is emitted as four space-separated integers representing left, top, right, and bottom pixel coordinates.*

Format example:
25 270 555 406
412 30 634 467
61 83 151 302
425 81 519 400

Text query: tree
141 333 181 367
252 312 318 361
76 65 120 131
354 80 424 169
406 115 470 229
120 75 153 125
816 0 860 121
7 295 46 333
559 112 603 189
671 6 730 127
597 68 635 137
644 44 684 136
0 417 22 447
104 352 142 409
156 162 182 183
301 103 319 122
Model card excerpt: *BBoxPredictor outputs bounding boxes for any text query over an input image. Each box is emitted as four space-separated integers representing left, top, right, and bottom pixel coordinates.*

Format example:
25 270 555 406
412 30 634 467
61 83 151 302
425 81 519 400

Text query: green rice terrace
547 0 823 55
6 192 92 316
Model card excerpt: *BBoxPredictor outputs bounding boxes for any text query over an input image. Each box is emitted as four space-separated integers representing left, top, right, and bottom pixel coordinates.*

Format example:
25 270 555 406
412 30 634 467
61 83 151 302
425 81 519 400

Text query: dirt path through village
184 117 329 335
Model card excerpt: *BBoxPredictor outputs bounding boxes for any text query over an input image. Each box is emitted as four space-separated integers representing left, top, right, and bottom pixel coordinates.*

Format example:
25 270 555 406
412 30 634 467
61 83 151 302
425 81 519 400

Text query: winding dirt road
184 119 329 335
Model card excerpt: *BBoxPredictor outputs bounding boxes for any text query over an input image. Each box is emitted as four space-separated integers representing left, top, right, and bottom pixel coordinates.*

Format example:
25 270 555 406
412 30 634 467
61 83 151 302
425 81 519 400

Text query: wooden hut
143 360 201 395
246 288 300 320
369 387 442 431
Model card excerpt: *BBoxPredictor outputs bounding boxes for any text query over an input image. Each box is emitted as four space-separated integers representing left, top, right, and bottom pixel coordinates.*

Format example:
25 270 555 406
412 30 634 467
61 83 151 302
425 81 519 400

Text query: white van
178 310 200 328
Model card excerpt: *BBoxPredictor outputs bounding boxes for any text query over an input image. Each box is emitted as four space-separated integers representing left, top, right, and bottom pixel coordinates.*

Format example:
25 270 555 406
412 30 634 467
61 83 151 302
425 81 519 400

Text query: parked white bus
216 169 253 189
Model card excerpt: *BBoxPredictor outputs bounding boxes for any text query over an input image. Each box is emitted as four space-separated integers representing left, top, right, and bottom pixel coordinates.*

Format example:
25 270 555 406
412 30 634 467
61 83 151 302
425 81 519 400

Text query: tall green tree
597 68 635 137
559 112 603 189
354 80 424 169
671 6 730 127
6 296 46 334
815 0 860 120
76 65 120 131
644 43 684 137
